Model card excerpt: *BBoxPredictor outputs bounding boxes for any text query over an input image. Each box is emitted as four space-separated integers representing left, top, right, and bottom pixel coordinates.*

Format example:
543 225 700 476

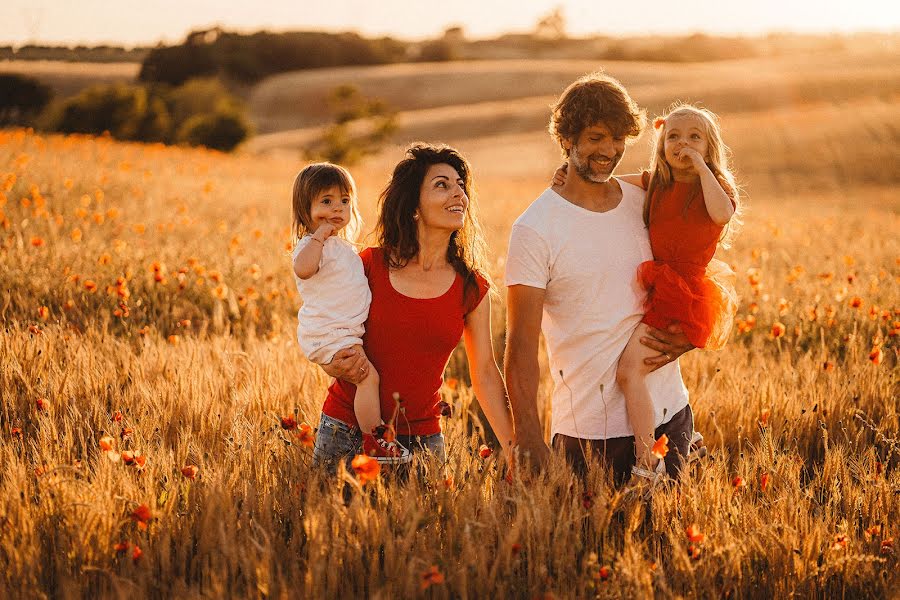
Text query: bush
0 73 53 126
176 110 252 151
163 78 243 129
51 83 166 141
41 78 250 151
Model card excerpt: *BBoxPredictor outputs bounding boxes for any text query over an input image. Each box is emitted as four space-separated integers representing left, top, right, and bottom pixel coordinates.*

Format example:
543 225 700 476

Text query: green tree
310 85 397 165
176 109 252 152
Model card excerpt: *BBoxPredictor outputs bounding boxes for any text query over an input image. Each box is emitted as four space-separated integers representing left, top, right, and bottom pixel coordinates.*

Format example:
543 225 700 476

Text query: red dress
637 173 737 349
324 247 489 436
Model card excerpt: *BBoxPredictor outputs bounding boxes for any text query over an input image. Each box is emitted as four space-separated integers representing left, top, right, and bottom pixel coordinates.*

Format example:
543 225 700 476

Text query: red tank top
323 247 489 436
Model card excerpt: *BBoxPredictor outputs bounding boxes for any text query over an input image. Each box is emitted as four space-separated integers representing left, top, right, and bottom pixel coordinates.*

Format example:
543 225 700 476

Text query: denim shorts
312 413 446 474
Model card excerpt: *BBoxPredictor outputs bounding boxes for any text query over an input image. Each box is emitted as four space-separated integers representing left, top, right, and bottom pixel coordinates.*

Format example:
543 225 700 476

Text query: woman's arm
293 224 333 279
462 292 516 453
683 149 734 225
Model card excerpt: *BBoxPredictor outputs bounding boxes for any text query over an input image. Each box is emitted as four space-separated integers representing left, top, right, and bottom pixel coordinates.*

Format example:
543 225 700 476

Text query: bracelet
310 237 325 245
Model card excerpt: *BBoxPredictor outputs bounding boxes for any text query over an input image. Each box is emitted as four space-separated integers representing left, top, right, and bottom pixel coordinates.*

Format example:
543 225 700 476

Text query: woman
312 143 515 470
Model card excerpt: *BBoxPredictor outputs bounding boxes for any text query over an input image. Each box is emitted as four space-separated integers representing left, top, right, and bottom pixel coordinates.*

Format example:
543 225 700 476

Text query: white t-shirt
291 235 371 363
505 180 689 440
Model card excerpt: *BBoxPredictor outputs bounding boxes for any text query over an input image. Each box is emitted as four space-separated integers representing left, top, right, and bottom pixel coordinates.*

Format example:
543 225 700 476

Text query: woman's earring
413 212 419 221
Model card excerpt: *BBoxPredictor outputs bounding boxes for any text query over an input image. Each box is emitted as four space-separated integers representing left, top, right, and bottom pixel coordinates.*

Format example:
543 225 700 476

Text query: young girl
554 104 739 480
290 163 410 464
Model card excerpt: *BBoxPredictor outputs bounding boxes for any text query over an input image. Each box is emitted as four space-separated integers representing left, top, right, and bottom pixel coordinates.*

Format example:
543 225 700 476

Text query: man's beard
571 143 622 183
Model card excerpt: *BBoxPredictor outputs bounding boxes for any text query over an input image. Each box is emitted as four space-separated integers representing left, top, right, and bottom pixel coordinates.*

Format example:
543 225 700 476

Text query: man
504 72 696 482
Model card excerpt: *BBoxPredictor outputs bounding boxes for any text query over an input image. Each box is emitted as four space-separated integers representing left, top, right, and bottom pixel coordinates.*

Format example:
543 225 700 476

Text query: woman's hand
640 324 694 371
321 347 368 384
551 163 568 187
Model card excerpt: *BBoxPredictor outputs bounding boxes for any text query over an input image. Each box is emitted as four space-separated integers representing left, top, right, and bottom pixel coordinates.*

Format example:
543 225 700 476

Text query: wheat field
1 51 899 598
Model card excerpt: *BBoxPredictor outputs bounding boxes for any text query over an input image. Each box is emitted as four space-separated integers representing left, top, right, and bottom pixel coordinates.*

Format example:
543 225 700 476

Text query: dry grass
0 53 899 599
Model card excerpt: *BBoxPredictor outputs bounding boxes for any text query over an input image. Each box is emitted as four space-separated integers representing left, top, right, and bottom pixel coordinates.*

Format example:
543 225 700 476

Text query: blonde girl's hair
291 162 362 245
644 103 744 248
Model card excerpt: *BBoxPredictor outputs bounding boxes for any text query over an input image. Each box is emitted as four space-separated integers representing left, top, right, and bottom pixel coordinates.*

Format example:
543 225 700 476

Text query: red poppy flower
598 566 610 581
882 538 894 555
131 545 143 563
651 434 669 459
868 347 883 365
760 472 770 492
297 423 315 447
732 476 746 489
114 541 130 555
758 409 770 428
280 416 298 431
436 400 452 417
130 504 152 530
35 398 48 412
686 524 705 543
181 465 199 480
351 454 380 485
478 444 493 459
99 435 115 452
581 491 594 509
771 322 786 338
420 565 445 590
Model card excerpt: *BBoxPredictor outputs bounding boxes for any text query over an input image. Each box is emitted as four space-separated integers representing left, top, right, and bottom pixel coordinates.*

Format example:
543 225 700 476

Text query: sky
2 0 898 47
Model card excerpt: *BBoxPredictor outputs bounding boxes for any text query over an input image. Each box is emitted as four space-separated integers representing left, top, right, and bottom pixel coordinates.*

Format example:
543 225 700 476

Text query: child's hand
551 163 568 186
677 147 707 172
313 223 335 241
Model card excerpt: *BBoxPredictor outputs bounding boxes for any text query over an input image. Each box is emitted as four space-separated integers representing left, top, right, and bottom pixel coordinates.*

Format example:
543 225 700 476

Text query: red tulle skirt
638 258 738 350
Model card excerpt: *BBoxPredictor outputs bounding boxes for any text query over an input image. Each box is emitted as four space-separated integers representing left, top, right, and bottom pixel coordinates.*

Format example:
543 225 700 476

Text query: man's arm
504 284 550 468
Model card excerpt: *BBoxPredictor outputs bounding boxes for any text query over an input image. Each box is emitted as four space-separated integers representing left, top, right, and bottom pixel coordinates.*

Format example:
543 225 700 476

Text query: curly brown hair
376 143 490 304
549 72 646 156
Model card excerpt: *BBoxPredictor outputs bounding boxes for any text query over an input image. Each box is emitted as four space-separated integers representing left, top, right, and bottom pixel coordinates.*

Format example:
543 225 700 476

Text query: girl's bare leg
616 323 660 471
348 345 381 435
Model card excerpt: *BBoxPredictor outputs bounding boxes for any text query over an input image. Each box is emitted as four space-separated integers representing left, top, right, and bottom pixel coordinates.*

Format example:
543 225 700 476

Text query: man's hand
321 347 368 384
514 435 551 471
641 323 694 371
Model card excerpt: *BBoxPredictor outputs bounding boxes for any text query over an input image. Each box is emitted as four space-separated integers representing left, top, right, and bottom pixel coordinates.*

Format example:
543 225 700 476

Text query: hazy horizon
2 0 898 48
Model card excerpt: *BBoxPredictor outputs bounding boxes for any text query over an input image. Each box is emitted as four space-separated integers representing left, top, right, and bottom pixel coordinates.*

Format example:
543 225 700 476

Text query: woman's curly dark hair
549 72 646 156
376 143 490 304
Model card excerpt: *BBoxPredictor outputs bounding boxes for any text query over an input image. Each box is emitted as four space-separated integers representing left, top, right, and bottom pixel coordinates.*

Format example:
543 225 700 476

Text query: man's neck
552 171 623 213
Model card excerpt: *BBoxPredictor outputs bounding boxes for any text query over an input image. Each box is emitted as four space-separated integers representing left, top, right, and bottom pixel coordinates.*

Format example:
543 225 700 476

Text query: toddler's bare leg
348 345 381 435
616 323 660 470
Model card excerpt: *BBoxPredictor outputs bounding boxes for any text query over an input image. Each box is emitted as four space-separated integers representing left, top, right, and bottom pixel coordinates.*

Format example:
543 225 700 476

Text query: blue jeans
312 413 446 474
